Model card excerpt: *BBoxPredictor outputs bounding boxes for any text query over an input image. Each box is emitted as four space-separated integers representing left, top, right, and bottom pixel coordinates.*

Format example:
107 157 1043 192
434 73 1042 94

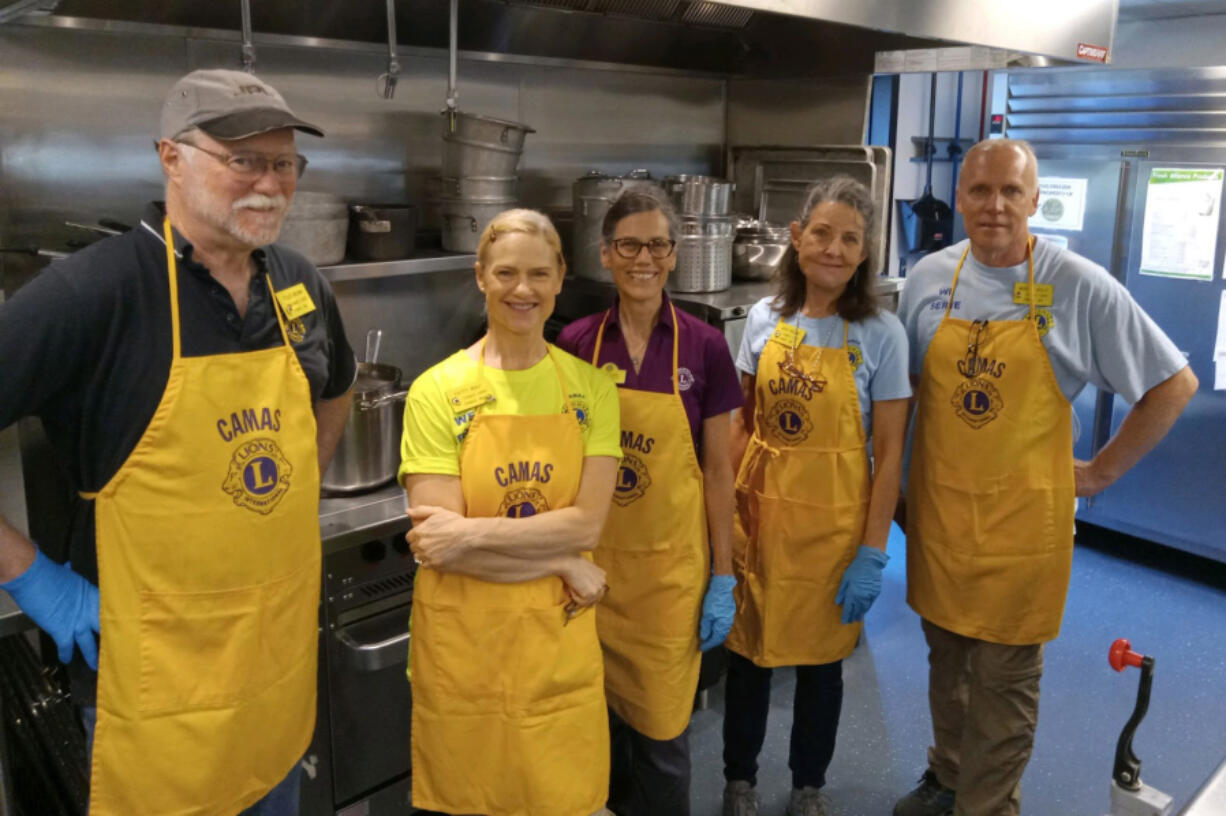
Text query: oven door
325 594 413 806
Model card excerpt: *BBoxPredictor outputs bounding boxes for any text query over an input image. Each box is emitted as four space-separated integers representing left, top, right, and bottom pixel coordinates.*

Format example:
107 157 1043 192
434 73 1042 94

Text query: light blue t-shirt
898 237 1186 405
735 296 912 443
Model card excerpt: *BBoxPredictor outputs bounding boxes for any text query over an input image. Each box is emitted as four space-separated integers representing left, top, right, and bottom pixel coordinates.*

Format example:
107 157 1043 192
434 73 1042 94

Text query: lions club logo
1033 308 1055 339
222 437 292 514
613 453 651 507
568 395 592 430
951 379 1003 429
766 398 813 444
285 317 307 343
847 343 864 372
498 487 550 518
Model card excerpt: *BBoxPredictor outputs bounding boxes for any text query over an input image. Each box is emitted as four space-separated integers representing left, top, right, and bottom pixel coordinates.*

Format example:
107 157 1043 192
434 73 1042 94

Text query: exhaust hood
24 0 1117 76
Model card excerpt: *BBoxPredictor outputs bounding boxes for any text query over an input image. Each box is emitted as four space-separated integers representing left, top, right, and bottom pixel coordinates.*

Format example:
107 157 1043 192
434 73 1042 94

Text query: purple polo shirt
556 294 744 458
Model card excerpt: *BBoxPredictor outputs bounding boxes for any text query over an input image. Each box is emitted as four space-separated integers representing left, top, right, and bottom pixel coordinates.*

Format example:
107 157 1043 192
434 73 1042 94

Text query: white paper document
1029 177 1088 232
1140 167 1223 281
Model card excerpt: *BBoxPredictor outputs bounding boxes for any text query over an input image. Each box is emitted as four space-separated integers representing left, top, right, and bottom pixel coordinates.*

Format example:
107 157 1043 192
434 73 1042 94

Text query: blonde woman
400 209 622 816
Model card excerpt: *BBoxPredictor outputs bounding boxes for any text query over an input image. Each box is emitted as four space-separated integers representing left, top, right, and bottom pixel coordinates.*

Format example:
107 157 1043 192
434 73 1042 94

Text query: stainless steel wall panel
726 75 870 151
1 22 725 252
517 64 725 208
1007 111 1226 129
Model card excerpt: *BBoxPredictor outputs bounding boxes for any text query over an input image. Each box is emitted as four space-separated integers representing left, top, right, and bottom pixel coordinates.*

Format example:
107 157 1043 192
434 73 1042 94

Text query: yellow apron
85 218 320 815
409 343 609 816
726 319 870 667
906 241 1075 645
589 303 708 741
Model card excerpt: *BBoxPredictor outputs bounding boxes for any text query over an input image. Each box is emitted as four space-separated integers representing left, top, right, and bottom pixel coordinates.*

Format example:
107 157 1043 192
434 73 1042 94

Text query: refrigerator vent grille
1005 67 1226 146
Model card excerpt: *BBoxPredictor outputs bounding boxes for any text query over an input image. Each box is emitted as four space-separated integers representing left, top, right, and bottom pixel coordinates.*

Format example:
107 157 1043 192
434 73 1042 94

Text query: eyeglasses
961 319 991 378
777 348 827 394
611 238 676 260
175 140 308 180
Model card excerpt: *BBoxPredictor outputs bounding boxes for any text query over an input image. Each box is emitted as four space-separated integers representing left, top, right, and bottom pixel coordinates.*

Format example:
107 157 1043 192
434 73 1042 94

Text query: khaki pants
922 618 1044 816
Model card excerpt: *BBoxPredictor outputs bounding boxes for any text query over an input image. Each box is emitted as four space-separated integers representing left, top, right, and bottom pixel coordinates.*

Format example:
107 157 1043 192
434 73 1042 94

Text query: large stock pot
321 361 407 494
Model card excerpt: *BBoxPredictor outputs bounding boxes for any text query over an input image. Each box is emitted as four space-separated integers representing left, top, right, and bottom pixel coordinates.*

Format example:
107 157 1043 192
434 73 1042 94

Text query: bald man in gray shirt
893 139 1197 816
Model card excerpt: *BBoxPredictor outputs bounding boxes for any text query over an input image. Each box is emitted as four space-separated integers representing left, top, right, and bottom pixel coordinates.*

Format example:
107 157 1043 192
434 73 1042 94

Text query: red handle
1109 638 1145 672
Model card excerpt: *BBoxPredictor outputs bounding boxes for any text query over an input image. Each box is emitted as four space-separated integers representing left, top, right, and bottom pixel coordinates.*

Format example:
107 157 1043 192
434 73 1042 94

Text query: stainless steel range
302 483 417 816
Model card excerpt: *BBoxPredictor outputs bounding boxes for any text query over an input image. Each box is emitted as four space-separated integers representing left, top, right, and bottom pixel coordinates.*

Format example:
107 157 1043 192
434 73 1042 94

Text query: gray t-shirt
736 296 912 442
898 237 1186 405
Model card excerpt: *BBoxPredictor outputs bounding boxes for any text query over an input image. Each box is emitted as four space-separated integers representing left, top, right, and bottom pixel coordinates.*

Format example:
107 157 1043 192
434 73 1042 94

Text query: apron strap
162 218 183 361
266 273 295 347
590 300 681 396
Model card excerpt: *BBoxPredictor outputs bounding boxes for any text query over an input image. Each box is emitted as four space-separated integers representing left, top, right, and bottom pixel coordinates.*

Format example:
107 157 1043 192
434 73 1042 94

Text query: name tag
1012 283 1054 307
600 362 627 384
274 283 317 319
446 381 495 414
770 322 805 347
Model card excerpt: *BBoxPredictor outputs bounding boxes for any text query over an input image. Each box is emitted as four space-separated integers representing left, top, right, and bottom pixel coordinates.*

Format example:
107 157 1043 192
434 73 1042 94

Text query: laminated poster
1140 167 1223 281
1029 177 1087 232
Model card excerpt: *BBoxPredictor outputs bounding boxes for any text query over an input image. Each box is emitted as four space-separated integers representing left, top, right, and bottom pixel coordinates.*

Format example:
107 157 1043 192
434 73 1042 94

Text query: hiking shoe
722 780 760 816
893 770 955 816
787 786 831 816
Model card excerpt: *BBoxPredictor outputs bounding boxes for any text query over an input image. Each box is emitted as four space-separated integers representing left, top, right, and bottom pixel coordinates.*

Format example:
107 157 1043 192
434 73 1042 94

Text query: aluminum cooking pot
321 361 408 494
732 222 791 281
348 204 418 262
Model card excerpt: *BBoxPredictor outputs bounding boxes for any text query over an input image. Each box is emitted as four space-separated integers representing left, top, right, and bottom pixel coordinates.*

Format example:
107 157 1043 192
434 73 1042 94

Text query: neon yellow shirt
400 344 622 482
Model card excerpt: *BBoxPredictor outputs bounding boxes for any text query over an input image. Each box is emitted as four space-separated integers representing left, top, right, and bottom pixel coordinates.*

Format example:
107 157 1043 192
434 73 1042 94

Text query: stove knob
360 540 387 563
392 535 410 556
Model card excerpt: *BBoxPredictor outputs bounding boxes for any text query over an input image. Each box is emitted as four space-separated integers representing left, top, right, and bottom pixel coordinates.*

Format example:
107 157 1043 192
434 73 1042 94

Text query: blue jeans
81 706 303 815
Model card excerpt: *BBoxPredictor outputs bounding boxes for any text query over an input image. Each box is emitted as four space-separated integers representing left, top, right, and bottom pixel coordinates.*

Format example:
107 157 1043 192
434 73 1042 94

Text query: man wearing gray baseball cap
0 68 356 815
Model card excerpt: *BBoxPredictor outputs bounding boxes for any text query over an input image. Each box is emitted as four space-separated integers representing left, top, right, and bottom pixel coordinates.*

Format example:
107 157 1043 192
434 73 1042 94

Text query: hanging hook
378 0 399 99
239 0 256 73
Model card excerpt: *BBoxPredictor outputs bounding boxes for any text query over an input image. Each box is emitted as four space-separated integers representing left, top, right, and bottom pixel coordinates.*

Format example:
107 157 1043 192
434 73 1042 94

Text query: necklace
617 307 656 374
778 314 840 393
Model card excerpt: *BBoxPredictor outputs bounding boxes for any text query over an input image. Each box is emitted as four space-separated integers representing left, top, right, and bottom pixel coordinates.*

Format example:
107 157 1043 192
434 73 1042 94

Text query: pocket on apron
751 493 864 583
412 597 518 715
138 586 261 714
258 561 320 689
512 599 603 717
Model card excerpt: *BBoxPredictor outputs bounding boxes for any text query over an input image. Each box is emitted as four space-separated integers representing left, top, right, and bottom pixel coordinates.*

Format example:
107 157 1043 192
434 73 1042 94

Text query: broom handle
925 72 938 196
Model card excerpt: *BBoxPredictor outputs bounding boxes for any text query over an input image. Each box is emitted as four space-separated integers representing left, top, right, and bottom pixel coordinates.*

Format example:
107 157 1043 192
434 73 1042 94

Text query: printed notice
1140 167 1223 281
1029 177 1088 232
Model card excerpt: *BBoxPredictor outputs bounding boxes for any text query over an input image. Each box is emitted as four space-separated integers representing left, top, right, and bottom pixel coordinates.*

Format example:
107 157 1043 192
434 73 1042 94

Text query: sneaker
893 770 956 816
722 780 760 816
787 786 830 816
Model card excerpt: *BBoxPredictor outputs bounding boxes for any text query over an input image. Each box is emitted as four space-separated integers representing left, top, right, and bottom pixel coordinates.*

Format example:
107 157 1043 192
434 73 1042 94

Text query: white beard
183 184 288 248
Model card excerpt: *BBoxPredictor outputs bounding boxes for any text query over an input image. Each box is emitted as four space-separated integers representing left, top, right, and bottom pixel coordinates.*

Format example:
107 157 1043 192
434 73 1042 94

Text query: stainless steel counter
319 480 411 555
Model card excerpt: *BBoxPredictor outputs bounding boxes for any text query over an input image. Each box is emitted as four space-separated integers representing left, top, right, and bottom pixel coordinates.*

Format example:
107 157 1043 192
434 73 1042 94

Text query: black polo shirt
0 202 356 700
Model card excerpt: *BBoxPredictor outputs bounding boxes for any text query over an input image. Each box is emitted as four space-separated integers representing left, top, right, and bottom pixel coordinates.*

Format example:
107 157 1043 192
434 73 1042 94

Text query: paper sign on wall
1029 177 1088 232
1140 167 1223 281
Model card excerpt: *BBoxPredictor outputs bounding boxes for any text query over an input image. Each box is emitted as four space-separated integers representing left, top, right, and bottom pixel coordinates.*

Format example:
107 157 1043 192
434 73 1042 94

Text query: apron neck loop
479 336 575 416
591 300 681 396
266 272 294 347
947 237 1037 319
162 217 183 361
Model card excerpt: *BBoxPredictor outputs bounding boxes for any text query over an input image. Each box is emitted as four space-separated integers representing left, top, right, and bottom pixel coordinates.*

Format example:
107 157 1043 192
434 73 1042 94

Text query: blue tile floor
688 522 1226 815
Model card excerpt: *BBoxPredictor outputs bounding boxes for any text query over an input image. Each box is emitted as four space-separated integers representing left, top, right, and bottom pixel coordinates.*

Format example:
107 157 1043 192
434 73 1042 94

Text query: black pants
721 651 843 790
608 707 691 816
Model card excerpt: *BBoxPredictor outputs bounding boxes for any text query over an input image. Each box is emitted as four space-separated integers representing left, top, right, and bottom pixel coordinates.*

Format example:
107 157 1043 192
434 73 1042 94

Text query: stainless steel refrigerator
1004 65 1226 563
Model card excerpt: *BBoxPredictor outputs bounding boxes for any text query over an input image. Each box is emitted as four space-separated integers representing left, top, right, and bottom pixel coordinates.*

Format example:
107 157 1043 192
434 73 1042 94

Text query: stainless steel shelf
320 250 476 283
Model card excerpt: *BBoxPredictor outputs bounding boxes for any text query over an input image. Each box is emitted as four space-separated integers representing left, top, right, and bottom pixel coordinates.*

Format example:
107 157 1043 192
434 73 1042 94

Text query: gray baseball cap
160 69 324 141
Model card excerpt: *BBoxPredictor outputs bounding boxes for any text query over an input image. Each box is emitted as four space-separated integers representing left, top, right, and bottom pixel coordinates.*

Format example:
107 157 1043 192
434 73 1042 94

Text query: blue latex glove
835 546 889 625
699 574 737 651
1 550 100 669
